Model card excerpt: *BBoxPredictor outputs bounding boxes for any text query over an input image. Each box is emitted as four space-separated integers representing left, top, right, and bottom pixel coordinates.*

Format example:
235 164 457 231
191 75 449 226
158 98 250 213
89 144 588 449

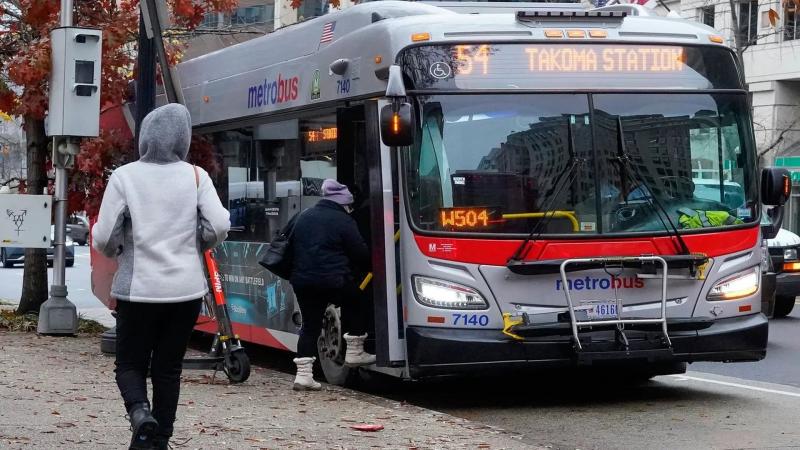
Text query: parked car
66 214 90 246
1 225 75 268
766 228 800 318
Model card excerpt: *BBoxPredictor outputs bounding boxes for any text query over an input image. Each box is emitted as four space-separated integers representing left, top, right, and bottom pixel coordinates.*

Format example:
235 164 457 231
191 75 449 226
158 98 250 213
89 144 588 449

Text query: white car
766 228 800 318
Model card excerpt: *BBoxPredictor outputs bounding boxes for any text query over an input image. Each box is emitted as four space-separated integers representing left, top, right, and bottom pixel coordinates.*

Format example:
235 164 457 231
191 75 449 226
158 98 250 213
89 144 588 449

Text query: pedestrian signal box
47 27 102 138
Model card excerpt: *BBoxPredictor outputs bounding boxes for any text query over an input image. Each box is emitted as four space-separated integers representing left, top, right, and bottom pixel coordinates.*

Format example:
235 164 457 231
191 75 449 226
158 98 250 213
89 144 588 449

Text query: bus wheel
317 304 353 386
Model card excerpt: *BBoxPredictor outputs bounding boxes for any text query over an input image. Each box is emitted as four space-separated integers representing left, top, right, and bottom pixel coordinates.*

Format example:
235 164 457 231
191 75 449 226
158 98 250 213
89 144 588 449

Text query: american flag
320 21 336 44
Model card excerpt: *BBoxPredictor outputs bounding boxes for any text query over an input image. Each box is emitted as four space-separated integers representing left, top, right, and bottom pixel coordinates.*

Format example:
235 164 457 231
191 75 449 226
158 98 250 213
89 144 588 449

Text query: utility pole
100 8 157 352
39 0 102 334
135 11 156 144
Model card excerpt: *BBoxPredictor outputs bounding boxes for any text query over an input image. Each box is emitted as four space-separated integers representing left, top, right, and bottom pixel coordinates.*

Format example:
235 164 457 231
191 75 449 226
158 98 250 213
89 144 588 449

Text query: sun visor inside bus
255 120 299 140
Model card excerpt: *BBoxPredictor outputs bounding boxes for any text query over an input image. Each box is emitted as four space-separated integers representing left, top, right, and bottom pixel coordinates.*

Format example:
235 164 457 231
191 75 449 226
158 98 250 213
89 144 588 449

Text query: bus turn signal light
784 262 800 272
411 32 431 42
392 113 400 134
709 35 724 43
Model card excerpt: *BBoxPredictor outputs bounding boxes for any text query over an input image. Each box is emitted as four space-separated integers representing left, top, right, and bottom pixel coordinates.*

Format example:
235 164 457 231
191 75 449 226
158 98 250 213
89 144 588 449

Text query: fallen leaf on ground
350 424 384 432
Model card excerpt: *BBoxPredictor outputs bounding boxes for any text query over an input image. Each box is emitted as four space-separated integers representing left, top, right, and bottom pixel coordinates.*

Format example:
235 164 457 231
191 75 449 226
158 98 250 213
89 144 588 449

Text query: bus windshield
404 93 758 235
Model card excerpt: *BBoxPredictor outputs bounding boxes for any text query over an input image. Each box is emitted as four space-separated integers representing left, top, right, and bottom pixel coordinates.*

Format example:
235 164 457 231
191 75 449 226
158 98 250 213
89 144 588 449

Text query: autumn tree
0 0 237 315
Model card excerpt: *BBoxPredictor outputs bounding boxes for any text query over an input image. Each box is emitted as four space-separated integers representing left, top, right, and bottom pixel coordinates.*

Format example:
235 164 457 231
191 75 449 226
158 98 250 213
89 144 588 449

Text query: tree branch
759 117 800 157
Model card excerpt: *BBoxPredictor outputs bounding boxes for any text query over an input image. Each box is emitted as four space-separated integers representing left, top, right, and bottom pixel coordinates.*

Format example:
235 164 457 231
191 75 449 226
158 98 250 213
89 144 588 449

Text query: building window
787 3 799 41
231 5 273 26
199 12 220 29
299 0 329 21
699 5 715 28
738 0 759 44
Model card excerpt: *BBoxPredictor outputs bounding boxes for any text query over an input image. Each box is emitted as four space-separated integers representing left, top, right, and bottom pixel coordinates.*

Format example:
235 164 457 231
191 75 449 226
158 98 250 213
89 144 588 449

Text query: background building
660 0 800 164
184 0 357 60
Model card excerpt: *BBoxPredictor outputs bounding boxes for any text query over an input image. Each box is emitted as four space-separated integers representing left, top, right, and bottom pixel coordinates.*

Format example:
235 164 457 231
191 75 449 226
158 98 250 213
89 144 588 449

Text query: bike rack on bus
559 256 671 354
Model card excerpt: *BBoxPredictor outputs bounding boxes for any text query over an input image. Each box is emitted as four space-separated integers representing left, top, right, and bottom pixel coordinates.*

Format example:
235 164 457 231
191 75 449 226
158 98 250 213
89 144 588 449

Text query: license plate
577 301 620 320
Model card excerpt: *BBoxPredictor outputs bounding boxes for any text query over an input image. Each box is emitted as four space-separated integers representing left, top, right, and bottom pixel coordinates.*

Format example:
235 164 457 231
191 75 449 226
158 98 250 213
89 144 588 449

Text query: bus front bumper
405 313 767 377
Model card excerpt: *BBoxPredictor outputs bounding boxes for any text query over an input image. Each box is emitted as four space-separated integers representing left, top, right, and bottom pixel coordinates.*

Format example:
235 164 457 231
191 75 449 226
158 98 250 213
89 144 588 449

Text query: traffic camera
47 27 102 138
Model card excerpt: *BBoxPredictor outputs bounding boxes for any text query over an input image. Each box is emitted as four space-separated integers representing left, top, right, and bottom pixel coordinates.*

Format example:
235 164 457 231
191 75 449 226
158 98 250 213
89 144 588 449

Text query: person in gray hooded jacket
93 103 230 450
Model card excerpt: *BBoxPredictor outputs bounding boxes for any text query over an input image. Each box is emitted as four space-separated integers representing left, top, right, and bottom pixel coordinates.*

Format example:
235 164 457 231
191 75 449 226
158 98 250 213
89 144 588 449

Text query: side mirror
380 103 414 147
761 167 791 206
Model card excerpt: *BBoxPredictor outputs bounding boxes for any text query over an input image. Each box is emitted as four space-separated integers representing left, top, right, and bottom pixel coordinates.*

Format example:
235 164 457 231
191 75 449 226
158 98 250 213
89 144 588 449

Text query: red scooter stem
204 250 226 306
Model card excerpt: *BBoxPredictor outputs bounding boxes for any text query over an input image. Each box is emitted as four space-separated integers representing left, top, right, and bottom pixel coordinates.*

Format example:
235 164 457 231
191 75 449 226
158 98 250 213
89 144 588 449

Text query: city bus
165 0 792 383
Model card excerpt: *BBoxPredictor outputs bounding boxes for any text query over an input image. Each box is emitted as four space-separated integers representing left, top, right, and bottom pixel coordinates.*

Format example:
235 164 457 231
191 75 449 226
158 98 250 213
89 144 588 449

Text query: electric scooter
182 249 251 383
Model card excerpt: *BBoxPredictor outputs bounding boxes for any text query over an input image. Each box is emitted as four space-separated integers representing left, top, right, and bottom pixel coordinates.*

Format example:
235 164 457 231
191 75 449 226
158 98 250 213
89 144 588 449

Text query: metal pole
135 12 156 145
38 0 77 335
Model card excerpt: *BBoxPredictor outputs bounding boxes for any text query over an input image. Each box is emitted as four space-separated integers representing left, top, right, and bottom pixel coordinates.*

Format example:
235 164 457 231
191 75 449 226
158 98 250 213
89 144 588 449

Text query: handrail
502 210 579 232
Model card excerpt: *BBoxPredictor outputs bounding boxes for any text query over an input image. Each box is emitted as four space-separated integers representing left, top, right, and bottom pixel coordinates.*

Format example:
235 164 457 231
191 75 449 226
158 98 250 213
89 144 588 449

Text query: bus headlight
784 248 798 261
412 276 488 310
707 266 759 301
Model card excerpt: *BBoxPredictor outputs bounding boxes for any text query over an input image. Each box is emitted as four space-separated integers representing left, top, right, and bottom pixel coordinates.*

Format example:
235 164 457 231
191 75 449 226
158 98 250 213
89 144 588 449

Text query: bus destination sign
401 43 739 90
453 44 685 75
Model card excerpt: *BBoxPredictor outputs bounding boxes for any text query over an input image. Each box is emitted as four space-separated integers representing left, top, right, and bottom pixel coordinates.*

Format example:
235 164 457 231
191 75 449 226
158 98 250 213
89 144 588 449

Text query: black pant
115 299 202 437
293 281 367 358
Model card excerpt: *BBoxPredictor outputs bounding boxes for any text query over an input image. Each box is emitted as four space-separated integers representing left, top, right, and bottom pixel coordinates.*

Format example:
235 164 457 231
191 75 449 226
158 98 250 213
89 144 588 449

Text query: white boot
292 357 322 391
344 333 376 367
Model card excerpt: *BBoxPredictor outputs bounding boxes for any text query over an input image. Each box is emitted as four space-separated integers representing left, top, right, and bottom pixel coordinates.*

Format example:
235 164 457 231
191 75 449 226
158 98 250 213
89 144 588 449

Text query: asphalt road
3 255 800 449
0 245 114 327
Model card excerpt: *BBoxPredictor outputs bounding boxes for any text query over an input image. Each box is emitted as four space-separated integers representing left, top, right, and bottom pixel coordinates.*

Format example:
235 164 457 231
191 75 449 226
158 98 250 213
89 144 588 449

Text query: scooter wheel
224 350 251 384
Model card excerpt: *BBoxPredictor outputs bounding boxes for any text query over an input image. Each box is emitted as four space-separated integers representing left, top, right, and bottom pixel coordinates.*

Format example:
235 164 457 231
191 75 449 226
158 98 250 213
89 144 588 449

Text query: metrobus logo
555 276 644 291
247 74 299 109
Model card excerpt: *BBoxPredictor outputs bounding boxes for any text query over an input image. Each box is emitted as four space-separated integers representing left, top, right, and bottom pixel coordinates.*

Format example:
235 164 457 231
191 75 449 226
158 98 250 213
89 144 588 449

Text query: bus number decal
453 314 489 327
337 79 351 95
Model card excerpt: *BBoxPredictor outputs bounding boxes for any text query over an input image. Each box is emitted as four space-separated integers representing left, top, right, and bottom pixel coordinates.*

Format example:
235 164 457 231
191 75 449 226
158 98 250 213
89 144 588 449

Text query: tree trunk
15 117 49 315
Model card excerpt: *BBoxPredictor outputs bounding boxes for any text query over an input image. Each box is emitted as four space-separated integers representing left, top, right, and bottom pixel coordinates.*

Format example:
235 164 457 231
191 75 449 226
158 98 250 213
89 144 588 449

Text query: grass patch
0 309 108 334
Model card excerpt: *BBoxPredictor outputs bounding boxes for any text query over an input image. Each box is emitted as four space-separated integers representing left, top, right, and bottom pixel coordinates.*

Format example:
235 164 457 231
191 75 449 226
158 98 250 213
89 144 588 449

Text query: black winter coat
290 199 370 289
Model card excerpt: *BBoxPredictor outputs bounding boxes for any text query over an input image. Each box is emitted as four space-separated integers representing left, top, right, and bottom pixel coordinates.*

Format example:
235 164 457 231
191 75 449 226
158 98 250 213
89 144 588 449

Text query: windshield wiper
613 117 691 256
509 116 584 262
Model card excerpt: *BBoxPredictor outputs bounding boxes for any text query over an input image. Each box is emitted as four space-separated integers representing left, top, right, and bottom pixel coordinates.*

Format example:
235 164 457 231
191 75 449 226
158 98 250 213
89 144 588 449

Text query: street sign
775 157 800 183
0 194 52 248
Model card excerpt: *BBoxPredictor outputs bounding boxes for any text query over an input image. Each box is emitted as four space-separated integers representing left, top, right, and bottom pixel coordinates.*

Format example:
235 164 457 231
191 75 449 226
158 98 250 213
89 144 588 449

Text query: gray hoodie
92 104 230 302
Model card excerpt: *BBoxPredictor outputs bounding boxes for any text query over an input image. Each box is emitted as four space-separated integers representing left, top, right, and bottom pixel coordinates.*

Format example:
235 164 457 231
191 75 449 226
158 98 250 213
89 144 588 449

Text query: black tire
224 350 251 383
1 250 12 268
774 295 796 318
317 304 357 386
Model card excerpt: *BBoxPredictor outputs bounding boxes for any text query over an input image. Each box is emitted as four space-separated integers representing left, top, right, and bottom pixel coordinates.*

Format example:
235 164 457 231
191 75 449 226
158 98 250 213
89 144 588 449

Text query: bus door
337 102 405 367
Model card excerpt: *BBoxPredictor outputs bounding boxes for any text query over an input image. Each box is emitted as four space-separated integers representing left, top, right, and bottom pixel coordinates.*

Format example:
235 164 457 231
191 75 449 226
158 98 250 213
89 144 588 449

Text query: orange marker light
784 175 792 197
784 262 800 272
427 316 446 324
739 305 752 313
567 29 586 38
203 96 210 103
374 55 382 64
709 35 724 43
392 113 400 134
545 29 564 38
411 32 431 42
589 29 608 38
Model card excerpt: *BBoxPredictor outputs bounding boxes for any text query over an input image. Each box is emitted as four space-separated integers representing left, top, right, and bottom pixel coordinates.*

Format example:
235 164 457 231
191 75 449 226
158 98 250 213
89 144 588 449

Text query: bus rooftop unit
165 1 790 383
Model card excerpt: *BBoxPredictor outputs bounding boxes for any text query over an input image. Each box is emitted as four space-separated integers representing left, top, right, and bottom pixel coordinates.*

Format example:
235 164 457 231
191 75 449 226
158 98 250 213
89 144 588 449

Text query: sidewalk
0 332 529 449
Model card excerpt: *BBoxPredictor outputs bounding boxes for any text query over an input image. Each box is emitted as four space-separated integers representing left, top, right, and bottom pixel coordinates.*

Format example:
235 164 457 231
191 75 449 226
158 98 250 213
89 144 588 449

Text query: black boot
128 402 159 449
152 434 170 450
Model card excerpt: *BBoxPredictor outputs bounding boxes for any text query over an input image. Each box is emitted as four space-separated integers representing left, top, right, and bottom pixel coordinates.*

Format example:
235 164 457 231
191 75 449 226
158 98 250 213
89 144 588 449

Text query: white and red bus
102 1 792 383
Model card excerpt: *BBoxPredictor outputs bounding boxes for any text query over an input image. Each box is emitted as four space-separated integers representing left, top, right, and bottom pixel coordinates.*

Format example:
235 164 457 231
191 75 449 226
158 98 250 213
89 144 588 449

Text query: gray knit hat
321 179 354 205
